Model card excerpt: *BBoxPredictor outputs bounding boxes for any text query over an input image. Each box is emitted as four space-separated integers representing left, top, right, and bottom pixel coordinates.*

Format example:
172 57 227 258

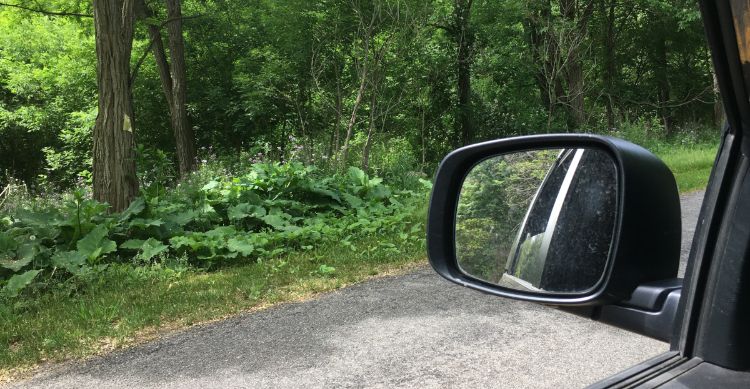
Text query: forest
0 0 721 371
1 0 717 195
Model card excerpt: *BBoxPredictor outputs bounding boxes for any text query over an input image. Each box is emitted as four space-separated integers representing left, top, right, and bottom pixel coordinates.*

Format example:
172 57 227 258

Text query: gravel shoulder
8 191 705 389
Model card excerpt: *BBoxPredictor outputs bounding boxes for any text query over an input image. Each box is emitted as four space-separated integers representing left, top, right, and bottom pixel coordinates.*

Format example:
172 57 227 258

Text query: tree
453 0 474 145
164 0 196 175
91 0 139 211
559 0 595 129
133 0 196 176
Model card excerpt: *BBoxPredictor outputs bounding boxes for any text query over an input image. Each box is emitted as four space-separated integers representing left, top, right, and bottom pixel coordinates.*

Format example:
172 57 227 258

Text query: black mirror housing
427 134 681 306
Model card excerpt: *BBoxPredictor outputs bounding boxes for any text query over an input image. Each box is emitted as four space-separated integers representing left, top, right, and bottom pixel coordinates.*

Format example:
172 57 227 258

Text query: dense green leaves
3 269 41 298
0 0 716 189
0 161 428 296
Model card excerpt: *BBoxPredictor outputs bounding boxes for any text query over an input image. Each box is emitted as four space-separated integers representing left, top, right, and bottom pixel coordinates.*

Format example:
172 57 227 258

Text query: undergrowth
0 162 430 299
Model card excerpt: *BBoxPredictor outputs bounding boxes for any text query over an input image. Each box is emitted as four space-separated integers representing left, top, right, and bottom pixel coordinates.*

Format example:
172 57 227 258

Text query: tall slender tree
454 0 474 145
92 0 139 212
164 0 196 175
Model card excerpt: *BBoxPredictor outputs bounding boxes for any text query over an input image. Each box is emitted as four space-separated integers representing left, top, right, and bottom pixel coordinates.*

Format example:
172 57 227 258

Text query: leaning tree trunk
559 0 588 130
135 0 173 109
602 0 617 131
654 34 673 137
712 68 725 129
455 0 474 146
92 0 139 212
362 92 377 172
165 0 197 176
340 64 368 168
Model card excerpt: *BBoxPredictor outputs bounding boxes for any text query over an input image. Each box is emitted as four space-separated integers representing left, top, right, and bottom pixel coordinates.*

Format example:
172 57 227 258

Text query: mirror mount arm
560 279 683 343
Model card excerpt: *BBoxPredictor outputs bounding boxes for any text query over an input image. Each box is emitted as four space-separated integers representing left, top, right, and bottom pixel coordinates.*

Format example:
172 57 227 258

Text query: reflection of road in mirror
455 147 618 295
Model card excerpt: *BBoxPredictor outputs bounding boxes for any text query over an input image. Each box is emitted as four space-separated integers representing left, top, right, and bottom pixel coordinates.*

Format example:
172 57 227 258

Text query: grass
0 231 427 381
655 143 719 193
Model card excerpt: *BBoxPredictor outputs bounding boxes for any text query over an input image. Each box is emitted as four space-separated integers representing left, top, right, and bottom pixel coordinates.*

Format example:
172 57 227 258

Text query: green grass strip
655 143 718 193
0 233 426 379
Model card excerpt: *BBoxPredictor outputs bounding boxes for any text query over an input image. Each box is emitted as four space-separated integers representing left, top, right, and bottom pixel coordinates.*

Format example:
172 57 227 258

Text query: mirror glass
455 148 618 294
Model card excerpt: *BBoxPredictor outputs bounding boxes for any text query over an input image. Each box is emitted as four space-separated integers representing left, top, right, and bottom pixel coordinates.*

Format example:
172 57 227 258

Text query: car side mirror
428 134 681 306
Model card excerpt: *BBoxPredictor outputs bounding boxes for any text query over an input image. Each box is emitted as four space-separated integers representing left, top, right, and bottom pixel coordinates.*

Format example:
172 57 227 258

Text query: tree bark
454 0 474 146
654 34 673 136
559 0 593 130
340 69 367 167
164 0 196 176
524 0 553 112
327 64 343 160
362 92 377 172
712 67 725 129
135 0 173 108
92 0 139 212
602 0 617 130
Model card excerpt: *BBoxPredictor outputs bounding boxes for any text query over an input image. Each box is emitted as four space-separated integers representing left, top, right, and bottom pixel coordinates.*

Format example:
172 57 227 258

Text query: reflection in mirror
455 148 618 294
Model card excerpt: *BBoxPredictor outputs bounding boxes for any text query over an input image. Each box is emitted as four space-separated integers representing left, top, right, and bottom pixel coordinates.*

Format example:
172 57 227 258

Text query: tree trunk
455 0 474 146
164 0 196 176
654 34 673 136
135 0 173 109
362 92 377 172
524 0 553 112
602 0 617 130
421 105 426 172
92 0 139 212
149 25 174 109
340 57 369 168
713 68 725 129
566 54 585 129
330 75 342 159
559 0 589 130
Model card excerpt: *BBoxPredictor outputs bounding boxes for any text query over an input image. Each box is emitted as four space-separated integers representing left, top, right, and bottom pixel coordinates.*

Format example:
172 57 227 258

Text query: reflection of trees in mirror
455 149 560 283
506 148 617 293
539 149 617 292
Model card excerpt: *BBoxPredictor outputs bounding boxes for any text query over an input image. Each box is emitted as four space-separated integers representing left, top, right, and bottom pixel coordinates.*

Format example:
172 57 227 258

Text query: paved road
10 191 705 389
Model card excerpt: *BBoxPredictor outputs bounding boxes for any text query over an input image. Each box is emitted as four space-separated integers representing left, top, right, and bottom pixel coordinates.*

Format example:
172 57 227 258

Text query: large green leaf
204 226 237 238
128 218 165 229
309 187 341 203
76 225 117 261
228 203 266 221
120 239 146 250
369 185 391 200
227 237 254 256
165 210 198 226
261 214 289 230
138 238 169 261
14 208 59 226
3 269 41 298
202 181 219 191
347 166 367 186
0 243 37 271
341 193 363 208
119 197 146 221
51 250 87 274
0 233 18 255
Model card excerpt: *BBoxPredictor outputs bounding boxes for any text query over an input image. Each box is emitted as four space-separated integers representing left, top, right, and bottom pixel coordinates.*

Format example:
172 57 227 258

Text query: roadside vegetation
0 131 715 375
0 0 720 378
0 150 429 373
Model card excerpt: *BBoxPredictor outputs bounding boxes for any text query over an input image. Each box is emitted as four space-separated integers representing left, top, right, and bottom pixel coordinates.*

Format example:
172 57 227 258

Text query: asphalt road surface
9 191 705 389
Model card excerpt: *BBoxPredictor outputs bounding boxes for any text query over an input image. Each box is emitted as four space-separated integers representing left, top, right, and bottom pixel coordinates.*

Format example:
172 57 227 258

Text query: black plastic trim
598 286 682 343
426 134 681 306
587 352 683 389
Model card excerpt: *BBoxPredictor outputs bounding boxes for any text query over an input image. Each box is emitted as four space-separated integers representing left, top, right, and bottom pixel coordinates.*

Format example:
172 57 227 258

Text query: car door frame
590 1 750 386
